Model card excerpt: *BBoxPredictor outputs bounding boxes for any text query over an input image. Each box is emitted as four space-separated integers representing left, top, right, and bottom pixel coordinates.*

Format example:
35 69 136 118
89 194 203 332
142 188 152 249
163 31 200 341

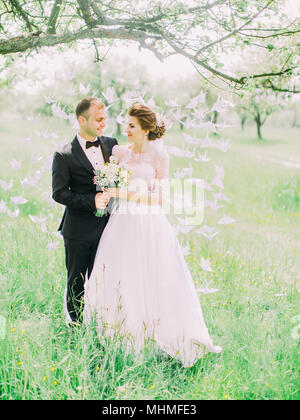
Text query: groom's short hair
76 97 105 120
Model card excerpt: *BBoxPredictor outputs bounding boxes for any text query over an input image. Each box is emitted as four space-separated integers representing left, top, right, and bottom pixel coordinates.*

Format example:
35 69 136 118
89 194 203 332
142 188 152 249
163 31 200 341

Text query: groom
52 97 118 327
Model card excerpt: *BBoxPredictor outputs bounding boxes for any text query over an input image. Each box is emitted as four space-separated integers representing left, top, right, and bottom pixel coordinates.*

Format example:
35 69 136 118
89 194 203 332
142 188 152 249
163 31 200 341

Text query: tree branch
0 26 157 55
76 0 97 28
236 19 299 32
155 27 242 84
241 67 296 82
196 0 276 55
9 0 35 32
238 29 300 39
189 0 228 12
160 27 300 93
88 0 107 24
100 0 228 26
0 0 298 94
47 0 63 34
262 79 300 94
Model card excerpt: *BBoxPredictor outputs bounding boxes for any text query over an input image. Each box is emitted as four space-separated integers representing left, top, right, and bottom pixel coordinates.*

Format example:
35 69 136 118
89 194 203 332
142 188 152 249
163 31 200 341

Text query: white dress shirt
77 132 105 170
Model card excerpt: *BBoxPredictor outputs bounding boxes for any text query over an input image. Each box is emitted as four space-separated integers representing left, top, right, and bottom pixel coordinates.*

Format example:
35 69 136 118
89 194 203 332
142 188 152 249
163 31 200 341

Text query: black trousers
63 237 99 323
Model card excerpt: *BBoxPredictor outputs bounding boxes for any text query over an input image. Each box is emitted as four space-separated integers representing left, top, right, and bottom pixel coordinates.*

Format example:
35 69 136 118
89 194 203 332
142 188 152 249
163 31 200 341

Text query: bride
83 103 221 368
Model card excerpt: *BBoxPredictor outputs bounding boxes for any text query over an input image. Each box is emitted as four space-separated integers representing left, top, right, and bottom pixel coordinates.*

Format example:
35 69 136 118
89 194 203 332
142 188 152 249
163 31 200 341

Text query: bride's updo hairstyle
128 103 166 140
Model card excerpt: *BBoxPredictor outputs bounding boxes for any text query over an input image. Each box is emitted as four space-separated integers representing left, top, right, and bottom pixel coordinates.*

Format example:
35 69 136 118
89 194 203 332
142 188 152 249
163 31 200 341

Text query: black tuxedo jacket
52 135 118 241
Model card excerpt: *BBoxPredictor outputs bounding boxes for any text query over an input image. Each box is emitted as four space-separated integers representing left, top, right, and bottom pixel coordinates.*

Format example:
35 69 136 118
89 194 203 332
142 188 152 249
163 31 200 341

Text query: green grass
0 113 299 400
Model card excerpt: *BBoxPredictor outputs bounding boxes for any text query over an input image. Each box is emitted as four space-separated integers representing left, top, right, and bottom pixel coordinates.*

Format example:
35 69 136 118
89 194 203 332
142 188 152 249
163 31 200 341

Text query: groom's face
80 105 107 138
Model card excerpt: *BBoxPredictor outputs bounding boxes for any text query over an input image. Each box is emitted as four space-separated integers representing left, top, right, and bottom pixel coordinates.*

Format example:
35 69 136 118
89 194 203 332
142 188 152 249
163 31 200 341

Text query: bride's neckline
127 144 152 155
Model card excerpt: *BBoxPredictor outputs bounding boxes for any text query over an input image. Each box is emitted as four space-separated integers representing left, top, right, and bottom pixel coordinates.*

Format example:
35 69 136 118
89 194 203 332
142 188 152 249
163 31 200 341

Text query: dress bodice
112 143 169 191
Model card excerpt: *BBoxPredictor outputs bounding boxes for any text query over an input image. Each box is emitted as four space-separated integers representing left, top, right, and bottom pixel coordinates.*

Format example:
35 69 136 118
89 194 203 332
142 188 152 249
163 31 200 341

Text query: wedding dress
83 141 221 367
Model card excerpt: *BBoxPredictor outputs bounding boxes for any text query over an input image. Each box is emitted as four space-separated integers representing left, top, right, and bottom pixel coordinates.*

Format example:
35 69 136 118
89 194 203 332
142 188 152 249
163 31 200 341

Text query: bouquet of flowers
93 155 131 217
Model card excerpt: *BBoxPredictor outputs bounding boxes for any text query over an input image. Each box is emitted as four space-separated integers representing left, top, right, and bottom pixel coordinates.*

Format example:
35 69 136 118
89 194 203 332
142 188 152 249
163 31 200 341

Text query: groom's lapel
99 136 110 163
71 136 94 173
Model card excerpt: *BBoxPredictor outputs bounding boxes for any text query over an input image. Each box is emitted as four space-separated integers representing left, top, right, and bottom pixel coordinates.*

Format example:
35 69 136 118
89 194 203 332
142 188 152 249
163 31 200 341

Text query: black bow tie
86 139 101 149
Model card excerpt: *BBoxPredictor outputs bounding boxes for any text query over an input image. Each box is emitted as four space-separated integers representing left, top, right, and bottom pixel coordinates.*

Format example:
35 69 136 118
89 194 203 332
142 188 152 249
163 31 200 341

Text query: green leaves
236 0 248 13
0 0 298 93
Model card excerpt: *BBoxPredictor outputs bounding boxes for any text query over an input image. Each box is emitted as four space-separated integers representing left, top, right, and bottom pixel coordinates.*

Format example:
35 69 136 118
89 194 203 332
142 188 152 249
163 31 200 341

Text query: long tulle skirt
83 200 221 367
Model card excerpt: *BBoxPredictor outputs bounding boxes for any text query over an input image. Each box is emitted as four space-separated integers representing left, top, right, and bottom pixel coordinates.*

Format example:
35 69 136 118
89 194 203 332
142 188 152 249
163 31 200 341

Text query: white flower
109 156 118 165
93 162 130 189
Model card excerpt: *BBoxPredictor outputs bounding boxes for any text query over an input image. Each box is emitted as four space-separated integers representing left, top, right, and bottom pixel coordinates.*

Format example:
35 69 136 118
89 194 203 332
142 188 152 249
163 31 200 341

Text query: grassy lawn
0 112 299 400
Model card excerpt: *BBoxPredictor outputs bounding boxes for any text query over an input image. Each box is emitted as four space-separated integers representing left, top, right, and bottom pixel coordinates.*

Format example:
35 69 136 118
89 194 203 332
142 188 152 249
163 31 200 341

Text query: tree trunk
255 114 263 140
117 122 122 136
241 115 246 130
292 109 297 128
180 116 186 131
212 110 218 125
211 111 219 136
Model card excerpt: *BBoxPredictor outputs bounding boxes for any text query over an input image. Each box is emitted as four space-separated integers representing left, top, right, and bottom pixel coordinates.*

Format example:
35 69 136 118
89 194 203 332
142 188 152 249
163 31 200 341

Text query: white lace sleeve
155 149 170 180
149 149 170 205
112 144 126 163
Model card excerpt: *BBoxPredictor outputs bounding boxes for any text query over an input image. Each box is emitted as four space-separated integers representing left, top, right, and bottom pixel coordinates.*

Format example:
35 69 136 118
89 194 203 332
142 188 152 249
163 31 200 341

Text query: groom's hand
95 192 110 210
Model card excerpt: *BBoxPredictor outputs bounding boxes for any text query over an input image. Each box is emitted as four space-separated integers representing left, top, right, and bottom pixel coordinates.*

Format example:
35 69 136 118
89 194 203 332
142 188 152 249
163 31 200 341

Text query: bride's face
126 116 149 144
